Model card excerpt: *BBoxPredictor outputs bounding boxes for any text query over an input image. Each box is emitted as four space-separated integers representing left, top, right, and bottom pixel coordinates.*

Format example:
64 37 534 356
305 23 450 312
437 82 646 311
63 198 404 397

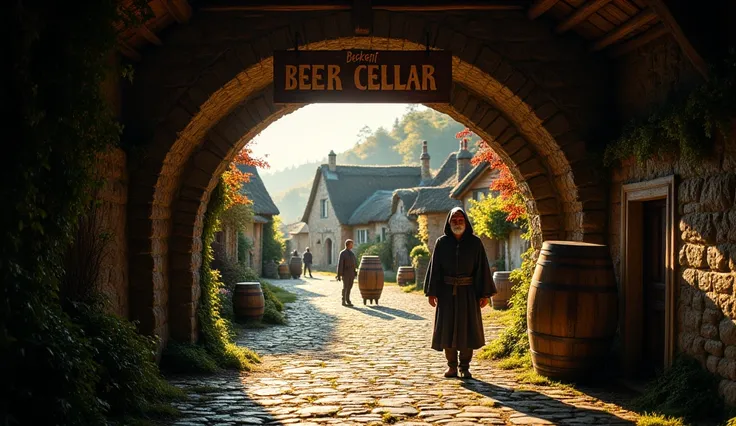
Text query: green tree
467 195 516 240
262 215 286 263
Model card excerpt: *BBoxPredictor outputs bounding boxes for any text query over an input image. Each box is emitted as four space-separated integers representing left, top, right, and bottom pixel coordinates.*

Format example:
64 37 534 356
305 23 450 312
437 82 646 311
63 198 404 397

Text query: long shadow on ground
462 379 636 425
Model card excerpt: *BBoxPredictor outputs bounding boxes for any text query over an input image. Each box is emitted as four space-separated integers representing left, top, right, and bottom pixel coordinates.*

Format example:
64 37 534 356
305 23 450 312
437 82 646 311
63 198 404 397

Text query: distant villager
303 247 313 278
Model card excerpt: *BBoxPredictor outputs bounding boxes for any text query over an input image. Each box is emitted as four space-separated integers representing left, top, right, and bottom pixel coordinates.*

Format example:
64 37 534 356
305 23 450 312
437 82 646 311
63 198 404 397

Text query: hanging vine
604 51 736 166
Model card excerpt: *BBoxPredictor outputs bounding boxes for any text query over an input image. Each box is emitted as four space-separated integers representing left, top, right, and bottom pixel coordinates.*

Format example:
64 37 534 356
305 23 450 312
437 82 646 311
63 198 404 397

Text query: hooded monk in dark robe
424 207 496 378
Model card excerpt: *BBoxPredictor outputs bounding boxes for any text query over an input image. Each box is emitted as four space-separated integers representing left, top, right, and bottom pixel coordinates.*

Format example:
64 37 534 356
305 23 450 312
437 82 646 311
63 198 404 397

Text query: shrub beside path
167 273 640 425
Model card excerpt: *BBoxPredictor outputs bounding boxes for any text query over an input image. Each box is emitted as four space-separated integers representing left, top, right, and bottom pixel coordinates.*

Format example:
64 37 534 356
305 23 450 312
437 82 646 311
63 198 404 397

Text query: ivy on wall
0 0 182 424
163 180 261 373
605 52 736 166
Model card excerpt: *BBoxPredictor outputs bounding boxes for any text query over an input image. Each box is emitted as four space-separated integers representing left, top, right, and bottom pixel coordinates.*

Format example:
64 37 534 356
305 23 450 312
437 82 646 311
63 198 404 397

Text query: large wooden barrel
492 271 513 309
528 241 618 381
358 255 384 304
278 263 289 279
233 282 265 321
397 266 415 286
289 256 302 279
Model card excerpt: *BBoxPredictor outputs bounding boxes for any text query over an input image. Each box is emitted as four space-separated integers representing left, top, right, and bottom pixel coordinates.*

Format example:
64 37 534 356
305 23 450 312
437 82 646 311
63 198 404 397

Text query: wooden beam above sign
609 23 668 57
528 0 560 20
199 0 527 12
591 8 658 51
556 0 612 34
353 0 372 36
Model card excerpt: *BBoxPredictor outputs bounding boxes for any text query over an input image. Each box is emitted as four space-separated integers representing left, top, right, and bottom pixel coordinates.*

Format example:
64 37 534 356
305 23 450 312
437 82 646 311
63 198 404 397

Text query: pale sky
250 104 427 173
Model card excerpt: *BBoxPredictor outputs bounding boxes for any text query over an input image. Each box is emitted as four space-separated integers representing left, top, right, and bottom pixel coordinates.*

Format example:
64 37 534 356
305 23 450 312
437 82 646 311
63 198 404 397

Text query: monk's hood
443 207 474 239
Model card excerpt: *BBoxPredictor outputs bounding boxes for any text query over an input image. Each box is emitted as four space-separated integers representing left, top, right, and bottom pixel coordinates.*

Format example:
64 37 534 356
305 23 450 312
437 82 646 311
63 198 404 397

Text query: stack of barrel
358 255 384 305
527 241 618 381
278 263 289 279
232 282 265 321
397 266 415 286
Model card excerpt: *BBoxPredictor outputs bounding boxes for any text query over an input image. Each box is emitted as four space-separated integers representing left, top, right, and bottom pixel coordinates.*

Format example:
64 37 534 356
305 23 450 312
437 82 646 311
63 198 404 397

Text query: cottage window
320 199 328 218
472 189 490 201
357 229 369 245
382 227 387 242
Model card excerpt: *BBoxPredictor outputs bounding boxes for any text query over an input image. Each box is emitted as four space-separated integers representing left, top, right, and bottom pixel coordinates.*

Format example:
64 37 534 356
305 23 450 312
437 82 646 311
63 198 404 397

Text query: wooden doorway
621 176 676 378
325 238 333 265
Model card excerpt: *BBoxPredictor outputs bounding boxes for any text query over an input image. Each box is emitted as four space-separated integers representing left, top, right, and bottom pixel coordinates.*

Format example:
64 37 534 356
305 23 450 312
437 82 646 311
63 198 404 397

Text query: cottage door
641 199 666 377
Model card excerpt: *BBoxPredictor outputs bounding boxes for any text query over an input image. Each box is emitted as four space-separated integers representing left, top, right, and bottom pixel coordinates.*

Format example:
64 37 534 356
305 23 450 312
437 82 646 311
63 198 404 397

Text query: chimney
420 140 432 184
457 138 472 181
328 150 336 172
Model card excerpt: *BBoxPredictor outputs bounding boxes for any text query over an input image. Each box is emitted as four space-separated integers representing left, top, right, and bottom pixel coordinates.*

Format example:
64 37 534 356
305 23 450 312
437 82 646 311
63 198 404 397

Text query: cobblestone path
168 273 640 425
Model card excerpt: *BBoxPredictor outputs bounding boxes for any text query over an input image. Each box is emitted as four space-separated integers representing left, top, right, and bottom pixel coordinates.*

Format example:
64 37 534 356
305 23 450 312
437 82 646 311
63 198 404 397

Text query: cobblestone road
168 273 640 425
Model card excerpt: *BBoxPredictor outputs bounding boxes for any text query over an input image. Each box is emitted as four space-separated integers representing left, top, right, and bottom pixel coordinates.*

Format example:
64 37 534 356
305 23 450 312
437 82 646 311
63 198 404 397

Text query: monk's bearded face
450 213 466 236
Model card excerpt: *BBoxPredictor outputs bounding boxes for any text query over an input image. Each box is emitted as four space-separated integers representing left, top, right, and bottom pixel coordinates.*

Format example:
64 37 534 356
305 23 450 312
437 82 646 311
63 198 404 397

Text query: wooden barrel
397 266 415 286
358 255 384 303
277 263 289 279
528 241 618 381
492 271 512 309
413 256 429 291
263 260 278 279
233 282 265 321
289 256 302 279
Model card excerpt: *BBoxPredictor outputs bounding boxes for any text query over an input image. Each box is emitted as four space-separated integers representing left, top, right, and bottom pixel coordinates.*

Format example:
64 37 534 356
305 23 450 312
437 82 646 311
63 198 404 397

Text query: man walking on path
424 207 496 379
336 239 357 307
303 247 314 278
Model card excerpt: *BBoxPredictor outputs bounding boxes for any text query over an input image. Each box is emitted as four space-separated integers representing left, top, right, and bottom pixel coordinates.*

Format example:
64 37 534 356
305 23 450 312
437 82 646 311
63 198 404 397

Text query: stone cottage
215 164 279 276
449 156 530 270
301 151 421 267
285 221 310 255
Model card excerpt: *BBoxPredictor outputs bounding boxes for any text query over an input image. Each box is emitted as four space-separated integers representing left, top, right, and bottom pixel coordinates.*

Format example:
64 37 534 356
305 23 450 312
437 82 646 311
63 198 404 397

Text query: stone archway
124 9 612 344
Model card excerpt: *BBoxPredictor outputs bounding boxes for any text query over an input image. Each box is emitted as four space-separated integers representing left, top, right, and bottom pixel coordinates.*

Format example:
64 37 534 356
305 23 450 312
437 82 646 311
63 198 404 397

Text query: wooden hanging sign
273 50 452 103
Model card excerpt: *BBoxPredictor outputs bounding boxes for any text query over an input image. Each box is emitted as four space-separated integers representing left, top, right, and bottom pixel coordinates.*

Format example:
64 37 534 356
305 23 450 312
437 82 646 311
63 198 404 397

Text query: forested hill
262 107 471 224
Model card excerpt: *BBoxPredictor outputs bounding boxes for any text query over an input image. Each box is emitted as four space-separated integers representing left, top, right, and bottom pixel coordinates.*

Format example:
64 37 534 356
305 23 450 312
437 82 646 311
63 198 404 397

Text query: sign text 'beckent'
273 50 452 103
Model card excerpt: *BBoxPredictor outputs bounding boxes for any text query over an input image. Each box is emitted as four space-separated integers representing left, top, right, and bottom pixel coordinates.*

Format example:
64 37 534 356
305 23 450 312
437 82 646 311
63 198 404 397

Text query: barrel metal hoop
529 349 603 363
528 329 613 343
535 260 612 269
530 281 618 293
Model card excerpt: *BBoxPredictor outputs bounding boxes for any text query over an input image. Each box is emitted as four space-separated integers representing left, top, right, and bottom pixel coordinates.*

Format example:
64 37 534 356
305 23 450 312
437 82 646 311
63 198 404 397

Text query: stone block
704 308 725 325
717 294 736 318
678 177 704 204
702 323 719 340
680 244 707 269
679 331 697 352
719 379 736 406
697 270 713 292
680 284 694 306
713 273 735 295
681 268 698 289
726 345 736 360
709 246 730 272
692 289 705 312
680 213 715 244
721 318 736 346
681 307 702 332
706 339 725 357
719 358 736 381
700 175 736 212
691 335 707 355
708 355 722 373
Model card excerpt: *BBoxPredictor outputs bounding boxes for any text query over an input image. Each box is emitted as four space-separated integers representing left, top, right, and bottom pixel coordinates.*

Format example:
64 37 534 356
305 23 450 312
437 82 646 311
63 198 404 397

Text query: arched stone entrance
123 9 611 344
